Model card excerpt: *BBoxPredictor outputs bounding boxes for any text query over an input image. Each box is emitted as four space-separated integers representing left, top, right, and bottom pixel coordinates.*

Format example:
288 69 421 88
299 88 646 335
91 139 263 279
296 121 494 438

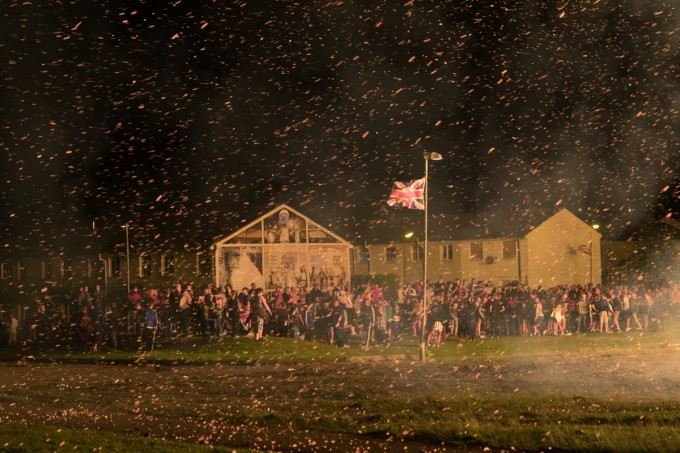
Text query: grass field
1 329 679 452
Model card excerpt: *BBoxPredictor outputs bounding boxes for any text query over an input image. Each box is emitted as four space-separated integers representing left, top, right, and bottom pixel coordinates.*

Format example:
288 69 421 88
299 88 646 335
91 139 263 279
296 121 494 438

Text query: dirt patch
1 347 679 452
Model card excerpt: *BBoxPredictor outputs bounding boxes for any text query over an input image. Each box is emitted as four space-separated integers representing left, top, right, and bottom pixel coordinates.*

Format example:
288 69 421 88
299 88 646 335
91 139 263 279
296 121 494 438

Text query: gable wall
525 209 601 287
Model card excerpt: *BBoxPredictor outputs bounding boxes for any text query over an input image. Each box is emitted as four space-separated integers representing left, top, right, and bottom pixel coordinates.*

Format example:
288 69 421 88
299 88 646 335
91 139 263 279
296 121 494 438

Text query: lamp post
590 224 600 285
404 231 414 284
123 223 131 291
421 151 443 362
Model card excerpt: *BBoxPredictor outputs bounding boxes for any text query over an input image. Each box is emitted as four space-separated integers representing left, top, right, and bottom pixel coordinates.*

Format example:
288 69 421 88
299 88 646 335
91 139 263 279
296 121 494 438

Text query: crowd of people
2 278 679 353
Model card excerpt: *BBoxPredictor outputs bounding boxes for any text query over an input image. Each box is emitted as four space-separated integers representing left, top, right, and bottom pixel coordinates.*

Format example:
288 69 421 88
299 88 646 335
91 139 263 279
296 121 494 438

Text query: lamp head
404 232 414 239
424 151 443 161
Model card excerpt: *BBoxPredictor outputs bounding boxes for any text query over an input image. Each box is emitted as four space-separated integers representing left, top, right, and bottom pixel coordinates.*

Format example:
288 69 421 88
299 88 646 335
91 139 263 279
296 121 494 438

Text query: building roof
359 207 584 244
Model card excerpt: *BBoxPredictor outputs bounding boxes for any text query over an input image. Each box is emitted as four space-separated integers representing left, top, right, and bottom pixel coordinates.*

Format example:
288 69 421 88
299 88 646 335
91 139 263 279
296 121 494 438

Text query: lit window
441 244 454 261
161 253 175 276
196 252 211 276
502 241 516 260
469 242 483 261
139 254 152 278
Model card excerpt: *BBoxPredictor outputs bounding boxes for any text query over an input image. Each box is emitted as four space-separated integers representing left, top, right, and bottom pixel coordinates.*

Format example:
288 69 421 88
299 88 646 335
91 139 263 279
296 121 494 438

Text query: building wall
365 240 521 286
457 240 520 286
359 210 602 288
0 251 213 302
525 209 601 287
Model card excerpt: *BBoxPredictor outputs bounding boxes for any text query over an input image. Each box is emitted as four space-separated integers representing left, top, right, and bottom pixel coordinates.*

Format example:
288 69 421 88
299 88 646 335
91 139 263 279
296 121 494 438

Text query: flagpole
421 152 443 362
420 158 429 362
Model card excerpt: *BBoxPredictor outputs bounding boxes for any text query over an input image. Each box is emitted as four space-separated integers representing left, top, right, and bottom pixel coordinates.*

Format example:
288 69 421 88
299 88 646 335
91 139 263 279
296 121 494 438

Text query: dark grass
1 328 679 451
3 327 678 365
0 423 249 452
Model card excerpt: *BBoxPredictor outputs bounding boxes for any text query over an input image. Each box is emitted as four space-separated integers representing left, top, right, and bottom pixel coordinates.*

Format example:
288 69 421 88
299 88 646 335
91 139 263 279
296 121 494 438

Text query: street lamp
421 151 443 362
403 232 414 284
590 224 600 285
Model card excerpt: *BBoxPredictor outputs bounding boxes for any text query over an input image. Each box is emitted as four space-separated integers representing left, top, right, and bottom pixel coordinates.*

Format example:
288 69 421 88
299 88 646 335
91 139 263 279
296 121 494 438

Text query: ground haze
1 332 679 452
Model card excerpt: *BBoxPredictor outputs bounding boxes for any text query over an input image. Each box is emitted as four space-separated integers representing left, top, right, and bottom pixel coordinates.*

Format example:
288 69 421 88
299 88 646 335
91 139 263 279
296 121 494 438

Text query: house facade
354 208 602 288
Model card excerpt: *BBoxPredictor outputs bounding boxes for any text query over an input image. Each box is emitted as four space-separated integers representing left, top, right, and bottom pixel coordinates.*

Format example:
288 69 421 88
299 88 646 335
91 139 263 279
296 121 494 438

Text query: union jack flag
386 178 425 210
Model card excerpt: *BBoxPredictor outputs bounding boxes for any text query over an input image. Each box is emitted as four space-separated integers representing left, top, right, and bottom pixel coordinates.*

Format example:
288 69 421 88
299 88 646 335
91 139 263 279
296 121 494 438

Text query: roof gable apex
525 208 600 237
214 203 353 247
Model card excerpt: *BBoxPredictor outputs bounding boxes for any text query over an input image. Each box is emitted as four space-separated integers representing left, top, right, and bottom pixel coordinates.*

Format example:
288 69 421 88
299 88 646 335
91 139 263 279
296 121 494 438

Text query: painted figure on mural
267 209 302 243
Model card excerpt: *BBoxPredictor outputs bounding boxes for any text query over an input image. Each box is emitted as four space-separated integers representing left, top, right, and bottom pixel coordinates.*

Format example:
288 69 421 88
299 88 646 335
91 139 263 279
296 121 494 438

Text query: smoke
0 0 677 253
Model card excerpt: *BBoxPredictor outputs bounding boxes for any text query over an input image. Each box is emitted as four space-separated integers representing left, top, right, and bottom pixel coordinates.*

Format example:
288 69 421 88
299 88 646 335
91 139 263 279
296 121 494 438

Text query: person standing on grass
374 303 389 345
78 285 93 309
552 295 566 336
107 301 122 350
93 284 107 311
639 289 653 331
251 288 272 341
90 302 105 352
304 300 316 341
168 282 182 335
141 300 158 353
290 303 304 340
213 289 225 337
237 287 251 336
466 298 482 341
610 289 623 332
576 292 589 333
627 288 643 331
474 296 485 338
596 293 613 333
448 299 459 338
361 298 376 348
488 293 503 338
566 291 579 334
329 299 347 347
9 313 18 347
532 295 544 336
178 284 193 336
75 305 93 353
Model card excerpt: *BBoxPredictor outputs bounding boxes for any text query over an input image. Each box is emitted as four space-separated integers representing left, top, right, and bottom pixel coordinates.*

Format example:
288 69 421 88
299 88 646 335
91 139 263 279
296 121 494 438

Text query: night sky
1 0 678 254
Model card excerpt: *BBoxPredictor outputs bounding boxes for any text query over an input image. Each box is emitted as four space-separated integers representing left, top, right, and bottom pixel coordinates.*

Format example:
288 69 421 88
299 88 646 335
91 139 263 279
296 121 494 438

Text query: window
0 263 11 279
441 244 454 261
87 259 103 278
386 246 397 262
16 262 27 281
469 241 483 261
161 253 175 276
42 260 53 281
411 245 424 261
358 248 370 264
139 254 152 278
196 252 212 276
109 257 121 277
502 240 516 260
61 258 73 279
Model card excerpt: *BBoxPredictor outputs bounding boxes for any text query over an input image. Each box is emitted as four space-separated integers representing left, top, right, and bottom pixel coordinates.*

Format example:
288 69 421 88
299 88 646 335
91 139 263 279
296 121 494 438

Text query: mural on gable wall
215 206 351 291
